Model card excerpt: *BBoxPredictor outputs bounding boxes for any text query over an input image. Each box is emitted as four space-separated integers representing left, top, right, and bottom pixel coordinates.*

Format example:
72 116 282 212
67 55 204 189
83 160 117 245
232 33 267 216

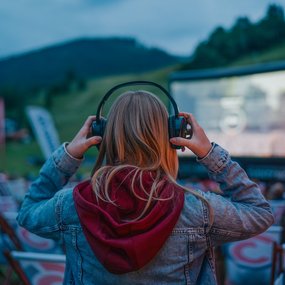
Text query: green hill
0 37 181 90
228 40 285 67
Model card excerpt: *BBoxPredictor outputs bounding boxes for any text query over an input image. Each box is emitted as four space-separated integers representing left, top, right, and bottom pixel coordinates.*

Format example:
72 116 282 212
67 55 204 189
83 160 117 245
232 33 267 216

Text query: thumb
170 137 190 147
86 136 102 147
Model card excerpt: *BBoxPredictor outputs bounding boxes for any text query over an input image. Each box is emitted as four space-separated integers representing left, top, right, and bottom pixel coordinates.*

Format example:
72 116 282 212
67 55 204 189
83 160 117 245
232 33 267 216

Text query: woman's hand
170 112 212 158
66 116 102 159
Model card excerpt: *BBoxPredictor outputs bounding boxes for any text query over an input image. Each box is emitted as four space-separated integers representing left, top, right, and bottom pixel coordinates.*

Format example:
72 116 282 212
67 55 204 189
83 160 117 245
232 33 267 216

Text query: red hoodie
73 168 184 274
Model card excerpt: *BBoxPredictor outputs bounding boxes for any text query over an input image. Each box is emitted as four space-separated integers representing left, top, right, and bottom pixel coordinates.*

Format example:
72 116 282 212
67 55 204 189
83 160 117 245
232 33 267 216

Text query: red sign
229 234 273 267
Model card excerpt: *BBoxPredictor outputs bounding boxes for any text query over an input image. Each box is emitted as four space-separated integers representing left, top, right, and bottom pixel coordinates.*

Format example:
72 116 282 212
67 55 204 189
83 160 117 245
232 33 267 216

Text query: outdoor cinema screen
170 63 285 158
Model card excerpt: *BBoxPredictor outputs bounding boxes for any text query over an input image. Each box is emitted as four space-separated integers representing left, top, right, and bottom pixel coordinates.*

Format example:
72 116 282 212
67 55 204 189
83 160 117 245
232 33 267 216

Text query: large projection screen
170 63 285 158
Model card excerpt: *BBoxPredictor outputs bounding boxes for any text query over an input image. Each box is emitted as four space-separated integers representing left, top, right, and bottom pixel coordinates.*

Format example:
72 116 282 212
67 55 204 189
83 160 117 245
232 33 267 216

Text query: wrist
194 142 212 159
65 143 84 160
196 142 215 161
197 143 230 173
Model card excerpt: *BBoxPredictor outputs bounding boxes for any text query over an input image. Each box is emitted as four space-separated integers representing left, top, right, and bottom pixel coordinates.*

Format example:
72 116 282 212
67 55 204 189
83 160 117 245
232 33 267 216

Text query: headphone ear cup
168 116 183 149
168 115 175 139
92 118 107 137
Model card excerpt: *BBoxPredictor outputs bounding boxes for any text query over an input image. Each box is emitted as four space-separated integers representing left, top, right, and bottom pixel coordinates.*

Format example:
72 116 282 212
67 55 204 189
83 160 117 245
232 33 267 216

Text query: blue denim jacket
17 143 274 285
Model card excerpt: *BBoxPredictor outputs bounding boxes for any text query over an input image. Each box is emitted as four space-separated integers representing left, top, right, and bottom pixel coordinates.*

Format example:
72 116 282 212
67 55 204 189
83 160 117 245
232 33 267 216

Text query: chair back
270 242 285 285
4 250 66 285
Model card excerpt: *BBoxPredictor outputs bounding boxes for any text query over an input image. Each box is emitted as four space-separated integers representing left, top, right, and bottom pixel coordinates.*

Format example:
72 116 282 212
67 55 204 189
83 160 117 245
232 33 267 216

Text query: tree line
181 4 285 70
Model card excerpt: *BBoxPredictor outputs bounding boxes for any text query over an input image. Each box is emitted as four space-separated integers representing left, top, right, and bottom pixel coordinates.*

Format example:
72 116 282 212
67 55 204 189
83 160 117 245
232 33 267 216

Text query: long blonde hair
91 90 213 224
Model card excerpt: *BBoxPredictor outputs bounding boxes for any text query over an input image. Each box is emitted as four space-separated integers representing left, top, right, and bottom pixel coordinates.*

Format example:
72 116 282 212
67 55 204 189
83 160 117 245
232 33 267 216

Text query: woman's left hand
66 116 102 159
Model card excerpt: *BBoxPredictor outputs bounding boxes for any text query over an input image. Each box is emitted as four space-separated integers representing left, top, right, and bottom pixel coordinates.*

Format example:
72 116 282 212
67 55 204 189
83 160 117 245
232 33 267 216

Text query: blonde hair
92 90 213 224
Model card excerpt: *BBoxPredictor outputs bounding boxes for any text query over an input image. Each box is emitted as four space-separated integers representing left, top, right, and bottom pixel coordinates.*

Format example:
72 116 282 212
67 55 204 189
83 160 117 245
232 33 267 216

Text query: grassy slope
228 41 285 66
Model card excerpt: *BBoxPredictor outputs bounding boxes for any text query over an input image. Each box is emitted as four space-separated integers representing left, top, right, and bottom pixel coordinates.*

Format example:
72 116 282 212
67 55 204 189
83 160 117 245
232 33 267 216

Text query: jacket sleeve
17 143 82 240
197 144 274 246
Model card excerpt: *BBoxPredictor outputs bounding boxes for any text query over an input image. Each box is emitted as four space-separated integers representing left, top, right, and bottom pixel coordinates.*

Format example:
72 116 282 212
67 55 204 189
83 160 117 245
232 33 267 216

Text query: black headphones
91 80 192 149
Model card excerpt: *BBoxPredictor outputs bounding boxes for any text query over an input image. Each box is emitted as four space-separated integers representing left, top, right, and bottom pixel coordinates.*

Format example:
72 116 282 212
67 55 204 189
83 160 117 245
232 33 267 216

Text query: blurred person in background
17 89 273 285
267 182 285 200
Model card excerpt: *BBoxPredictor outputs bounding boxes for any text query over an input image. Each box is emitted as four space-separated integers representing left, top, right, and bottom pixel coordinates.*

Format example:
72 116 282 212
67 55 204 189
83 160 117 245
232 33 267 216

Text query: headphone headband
92 80 192 150
95 80 179 123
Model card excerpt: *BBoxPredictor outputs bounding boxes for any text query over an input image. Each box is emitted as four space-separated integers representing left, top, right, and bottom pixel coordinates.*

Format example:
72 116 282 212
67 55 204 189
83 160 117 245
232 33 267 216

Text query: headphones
91 80 193 149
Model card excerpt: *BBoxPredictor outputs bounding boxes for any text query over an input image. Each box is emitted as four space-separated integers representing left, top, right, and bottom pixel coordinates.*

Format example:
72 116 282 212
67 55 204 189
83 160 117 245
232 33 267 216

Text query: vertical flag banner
26 106 60 160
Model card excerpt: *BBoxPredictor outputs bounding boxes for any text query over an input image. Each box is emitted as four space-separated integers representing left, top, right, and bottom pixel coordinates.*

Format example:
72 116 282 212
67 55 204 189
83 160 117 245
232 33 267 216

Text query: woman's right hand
169 112 212 158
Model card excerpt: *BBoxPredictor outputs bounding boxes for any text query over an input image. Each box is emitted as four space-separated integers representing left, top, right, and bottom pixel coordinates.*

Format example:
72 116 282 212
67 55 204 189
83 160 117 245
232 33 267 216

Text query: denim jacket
17 143 274 285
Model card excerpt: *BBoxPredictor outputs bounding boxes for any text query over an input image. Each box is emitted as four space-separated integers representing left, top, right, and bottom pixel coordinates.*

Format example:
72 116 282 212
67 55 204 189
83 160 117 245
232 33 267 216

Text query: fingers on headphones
179 112 200 128
179 112 192 122
85 116 97 126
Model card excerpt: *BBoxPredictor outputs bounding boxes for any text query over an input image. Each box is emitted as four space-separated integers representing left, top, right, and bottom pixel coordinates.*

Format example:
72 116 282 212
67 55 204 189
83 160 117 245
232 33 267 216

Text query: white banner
26 106 60 160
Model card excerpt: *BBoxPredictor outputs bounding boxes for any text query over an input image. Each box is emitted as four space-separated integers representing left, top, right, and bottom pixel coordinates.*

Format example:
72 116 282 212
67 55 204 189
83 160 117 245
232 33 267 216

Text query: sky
1 0 285 59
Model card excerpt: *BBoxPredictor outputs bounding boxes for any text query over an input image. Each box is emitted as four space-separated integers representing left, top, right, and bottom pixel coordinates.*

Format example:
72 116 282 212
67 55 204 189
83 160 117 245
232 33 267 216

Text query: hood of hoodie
73 168 184 274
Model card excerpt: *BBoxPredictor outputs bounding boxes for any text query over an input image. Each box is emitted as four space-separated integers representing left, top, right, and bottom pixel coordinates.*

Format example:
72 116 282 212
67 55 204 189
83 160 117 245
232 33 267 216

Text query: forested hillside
181 4 285 70
0 37 181 90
